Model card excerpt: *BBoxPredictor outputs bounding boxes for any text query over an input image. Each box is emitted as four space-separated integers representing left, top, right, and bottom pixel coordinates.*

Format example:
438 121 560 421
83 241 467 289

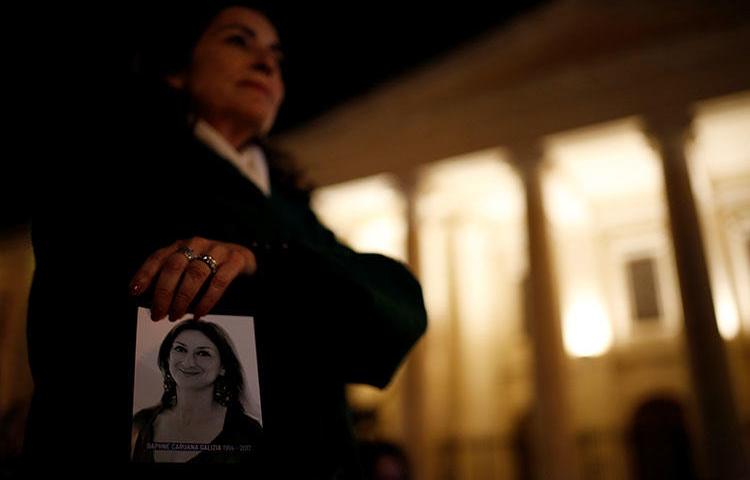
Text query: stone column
510 143 580 480
643 110 749 480
395 172 428 480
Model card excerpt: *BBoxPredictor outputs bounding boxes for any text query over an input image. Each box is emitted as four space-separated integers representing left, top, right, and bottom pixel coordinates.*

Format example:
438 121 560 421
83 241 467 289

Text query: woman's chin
235 108 276 136
175 377 212 390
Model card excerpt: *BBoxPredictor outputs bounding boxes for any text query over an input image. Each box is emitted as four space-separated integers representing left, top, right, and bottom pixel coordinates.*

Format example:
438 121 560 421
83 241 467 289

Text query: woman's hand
129 237 257 321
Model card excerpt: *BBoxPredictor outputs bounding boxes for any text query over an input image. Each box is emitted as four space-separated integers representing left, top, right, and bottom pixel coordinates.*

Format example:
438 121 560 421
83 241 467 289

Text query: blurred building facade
281 1 750 479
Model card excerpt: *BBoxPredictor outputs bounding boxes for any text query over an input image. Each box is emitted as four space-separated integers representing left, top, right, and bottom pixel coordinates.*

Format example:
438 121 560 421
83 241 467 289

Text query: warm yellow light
543 174 589 226
693 92 750 179
417 150 524 223
418 222 451 321
545 118 663 203
311 174 407 262
716 294 740 340
453 223 495 339
563 296 613 357
349 216 407 263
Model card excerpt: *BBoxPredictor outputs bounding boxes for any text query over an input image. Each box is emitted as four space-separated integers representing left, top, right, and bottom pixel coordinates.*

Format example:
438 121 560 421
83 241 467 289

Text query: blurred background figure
359 441 411 480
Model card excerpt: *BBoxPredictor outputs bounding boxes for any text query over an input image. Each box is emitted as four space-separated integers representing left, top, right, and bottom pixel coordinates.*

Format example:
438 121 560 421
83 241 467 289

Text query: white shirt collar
193 119 271 196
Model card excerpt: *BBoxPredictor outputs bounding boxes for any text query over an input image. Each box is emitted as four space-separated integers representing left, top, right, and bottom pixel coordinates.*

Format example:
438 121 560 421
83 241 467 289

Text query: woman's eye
173 346 187 353
226 35 248 47
197 351 212 357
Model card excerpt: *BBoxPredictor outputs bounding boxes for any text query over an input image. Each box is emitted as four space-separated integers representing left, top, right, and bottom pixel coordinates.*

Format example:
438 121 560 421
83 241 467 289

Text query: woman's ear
220 367 226 376
165 72 187 90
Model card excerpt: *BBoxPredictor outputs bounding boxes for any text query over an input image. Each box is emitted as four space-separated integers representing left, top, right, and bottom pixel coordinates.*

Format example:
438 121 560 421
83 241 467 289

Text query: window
626 257 662 322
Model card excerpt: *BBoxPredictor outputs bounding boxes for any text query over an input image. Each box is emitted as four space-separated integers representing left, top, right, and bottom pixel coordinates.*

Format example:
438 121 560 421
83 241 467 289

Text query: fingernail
151 309 163 322
129 283 141 296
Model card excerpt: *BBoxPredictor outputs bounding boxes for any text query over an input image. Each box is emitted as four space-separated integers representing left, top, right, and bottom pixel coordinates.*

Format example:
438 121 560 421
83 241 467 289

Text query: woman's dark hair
134 2 282 80
158 319 245 409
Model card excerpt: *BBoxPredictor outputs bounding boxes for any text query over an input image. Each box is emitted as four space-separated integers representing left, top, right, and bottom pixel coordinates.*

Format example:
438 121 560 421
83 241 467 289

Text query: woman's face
169 330 224 391
169 7 285 136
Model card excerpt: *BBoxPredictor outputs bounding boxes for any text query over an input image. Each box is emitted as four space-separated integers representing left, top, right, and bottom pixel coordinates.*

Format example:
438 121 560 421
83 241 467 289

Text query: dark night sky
2 2 545 230
273 2 546 133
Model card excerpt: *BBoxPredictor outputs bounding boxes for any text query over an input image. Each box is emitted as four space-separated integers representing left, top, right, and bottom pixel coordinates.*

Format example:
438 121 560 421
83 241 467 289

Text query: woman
127 3 289 322
131 320 262 463
26 2 427 478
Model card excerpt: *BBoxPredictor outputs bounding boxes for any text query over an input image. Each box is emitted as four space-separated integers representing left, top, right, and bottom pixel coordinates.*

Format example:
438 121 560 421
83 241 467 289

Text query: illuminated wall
544 118 681 356
691 93 750 422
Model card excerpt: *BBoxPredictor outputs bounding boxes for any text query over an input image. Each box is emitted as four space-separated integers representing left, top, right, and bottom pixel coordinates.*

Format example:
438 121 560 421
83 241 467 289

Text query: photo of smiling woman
131 319 262 463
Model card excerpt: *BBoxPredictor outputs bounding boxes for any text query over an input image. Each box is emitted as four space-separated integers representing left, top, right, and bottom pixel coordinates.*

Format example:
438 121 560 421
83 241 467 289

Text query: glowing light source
563 296 613 357
716 294 740 340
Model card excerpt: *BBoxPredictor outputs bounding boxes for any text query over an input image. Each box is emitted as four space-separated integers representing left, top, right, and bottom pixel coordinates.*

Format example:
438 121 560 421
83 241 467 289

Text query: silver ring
178 246 195 261
192 254 218 274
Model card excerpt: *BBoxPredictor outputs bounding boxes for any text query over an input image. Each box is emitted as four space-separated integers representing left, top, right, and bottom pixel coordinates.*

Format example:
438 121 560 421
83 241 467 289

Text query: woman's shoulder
133 404 162 429
132 404 164 459
239 413 263 432
262 141 313 205
224 405 263 439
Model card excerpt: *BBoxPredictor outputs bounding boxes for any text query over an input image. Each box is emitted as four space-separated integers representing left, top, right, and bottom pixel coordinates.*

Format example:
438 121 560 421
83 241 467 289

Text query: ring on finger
178 246 195 261
192 254 218 275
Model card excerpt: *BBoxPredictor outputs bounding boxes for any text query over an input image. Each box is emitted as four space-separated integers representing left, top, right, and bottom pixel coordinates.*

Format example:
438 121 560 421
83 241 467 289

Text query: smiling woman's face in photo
169 330 225 391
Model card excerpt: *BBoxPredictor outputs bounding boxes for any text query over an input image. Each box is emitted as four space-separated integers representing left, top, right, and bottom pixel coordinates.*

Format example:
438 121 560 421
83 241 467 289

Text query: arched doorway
628 397 697 480
512 411 535 480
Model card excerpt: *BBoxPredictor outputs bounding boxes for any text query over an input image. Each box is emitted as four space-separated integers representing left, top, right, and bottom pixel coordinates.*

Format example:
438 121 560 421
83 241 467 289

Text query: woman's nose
182 354 196 367
250 48 278 76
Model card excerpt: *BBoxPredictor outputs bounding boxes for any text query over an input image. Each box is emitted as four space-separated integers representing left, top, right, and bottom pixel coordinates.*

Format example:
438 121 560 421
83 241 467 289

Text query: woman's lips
237 79 272 97
178 368 201 376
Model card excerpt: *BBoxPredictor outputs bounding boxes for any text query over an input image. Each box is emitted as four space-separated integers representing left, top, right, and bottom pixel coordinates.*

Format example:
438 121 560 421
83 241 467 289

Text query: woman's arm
254 200 428 389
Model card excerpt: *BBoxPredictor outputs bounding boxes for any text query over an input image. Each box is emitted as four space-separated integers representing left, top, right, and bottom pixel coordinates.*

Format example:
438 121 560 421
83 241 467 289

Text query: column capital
503 140 548 178
641 107 695 153
391 168 420 200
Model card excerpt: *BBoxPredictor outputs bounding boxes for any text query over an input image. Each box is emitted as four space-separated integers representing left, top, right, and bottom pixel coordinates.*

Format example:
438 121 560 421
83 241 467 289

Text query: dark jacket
24 85 427 478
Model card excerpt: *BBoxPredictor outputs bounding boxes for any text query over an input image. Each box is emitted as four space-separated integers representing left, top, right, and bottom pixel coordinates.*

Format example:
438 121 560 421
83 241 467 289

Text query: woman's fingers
193 249 246 319
128 241 181 296
149 237 209 321
131 238 256 321
168 244 229 321
229 242 257 275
